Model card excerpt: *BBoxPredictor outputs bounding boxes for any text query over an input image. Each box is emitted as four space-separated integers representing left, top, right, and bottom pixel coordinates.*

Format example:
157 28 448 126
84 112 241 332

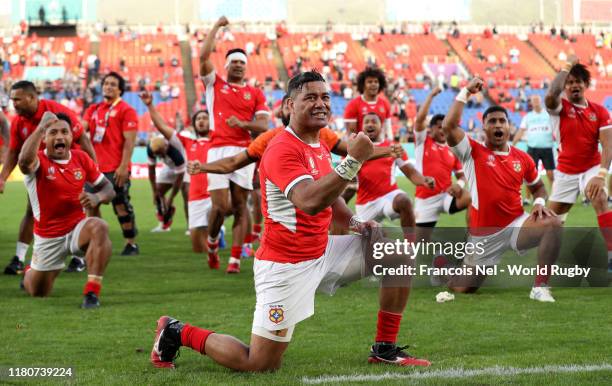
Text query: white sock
229 257 241 265
16 242 29 262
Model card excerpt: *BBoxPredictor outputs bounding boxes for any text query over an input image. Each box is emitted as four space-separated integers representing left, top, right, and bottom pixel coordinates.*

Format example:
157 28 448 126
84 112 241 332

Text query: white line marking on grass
302 363 612 384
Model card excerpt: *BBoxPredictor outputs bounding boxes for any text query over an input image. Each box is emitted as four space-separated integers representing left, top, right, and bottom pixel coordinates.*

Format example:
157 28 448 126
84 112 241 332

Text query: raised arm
140 91 174 139
443 78 483 147
545 55 577 112
200 16 229 77
415 87 442 132
19 112 57 174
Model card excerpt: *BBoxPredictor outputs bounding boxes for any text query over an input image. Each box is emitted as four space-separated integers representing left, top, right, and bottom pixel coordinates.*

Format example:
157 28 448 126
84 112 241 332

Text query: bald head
150 136 168 156
530 94 542 112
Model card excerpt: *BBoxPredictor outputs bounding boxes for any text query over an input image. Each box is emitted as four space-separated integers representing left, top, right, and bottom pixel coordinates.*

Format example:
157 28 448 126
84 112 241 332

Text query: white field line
302 363 612 384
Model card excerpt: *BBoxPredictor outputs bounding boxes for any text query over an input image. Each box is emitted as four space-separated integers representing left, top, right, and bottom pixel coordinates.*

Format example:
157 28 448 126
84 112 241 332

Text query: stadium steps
271 40 289 84
525 39 557 74
180 40 196 116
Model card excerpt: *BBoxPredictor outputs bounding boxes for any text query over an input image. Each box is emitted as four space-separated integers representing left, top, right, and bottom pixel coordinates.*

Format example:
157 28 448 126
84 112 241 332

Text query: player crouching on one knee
19 112 114 309
355 112 435 238
442 78 562 302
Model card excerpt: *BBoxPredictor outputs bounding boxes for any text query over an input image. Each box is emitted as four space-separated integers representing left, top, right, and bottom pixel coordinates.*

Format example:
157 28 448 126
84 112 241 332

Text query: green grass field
1 178 611 385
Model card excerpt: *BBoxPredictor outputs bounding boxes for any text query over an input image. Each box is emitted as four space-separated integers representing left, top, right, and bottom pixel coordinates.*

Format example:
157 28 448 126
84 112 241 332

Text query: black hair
429 114 445 127
287 70 326 98
55 112 72 127
356 67 387 95
226 48 247 58
11 80 37 95
191 109 209 128
363 112 381 121
482 105 508 122
568 63 591 87
102 71 126 95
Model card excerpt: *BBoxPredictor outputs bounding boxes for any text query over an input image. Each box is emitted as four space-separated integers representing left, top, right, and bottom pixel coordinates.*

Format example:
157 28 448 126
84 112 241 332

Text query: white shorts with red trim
188 198 211 229
207 146 254 191
251 235 365 337
415 192 454 224
30 217 93 271
464 212 530 267
549 164 605 204
355 189 404 222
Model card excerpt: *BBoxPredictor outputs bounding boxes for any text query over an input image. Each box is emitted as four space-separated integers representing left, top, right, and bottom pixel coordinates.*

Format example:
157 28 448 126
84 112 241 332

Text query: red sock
230 246 242 260
253 224 262 235
534 270 550 286
375 310 402 344
207 239 219 254
597 211 612 252
404 232 416 243
243 233 253 243
180 324 214 355
83 281 101 296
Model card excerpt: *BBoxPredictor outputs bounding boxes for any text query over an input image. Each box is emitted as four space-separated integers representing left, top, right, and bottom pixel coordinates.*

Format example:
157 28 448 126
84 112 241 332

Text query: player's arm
545 55 578 112
511 128 526 146
146 146 157 200
165 149 186 206
18 112 57 174
200 16 228 76
140 91 174 139
227 113 269 134
115 111 138 188
345 121 358 135
80 175 116 210
527 179 556 219
443 78 483 147
289 133 373 215
415 87 441 132
332 139 400 160
167 171 184 206
399 162 435 189
190 150 252 175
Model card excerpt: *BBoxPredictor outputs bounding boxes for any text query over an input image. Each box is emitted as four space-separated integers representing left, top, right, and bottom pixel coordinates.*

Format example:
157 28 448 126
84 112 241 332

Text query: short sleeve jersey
10 99 83 151
83 99 138 173
24 149 103 238
356 139 408 205
519 110 554 149
414 130 463 199
451 136 539 234
343 95 391 132
549 98 612 174
201 70 270 148
179 135 211 201
256 128 334 263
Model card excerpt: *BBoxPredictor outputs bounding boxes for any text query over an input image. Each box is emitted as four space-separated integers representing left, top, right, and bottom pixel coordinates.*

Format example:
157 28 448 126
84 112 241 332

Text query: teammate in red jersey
442 78 562 302
19 112 115 308
150 71 431 371
342 67 392 203
356 112 434 233
544 58 612 273
344 67 392 138
83 72 140 256
413 87 470 245
199 16 270 273
141 91 215 263
1 80 96 276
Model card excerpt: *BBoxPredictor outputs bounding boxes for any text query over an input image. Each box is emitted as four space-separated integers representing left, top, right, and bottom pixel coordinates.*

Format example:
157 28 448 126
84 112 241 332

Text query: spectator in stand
509 46 520 63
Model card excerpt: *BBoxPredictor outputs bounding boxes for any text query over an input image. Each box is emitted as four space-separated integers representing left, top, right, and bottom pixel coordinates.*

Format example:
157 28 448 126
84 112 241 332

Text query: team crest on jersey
74 169 83 180
269 306 284 324
22 127 28 136
512 160 521 172
379 106 385 113
221 85 230 94
588 113 597 122
46 166 56 180
486 154 496 167
568 108 576 119
244 92 252 100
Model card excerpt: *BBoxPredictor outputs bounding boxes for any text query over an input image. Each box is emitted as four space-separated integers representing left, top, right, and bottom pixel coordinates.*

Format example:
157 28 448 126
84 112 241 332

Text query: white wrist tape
533 197 546 206
349 215 364 233
457 180 466 188
335 155 362 181
455 88 469 104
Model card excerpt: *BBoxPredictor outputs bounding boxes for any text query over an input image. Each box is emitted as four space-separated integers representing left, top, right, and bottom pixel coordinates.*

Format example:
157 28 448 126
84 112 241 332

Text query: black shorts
527 147 555 170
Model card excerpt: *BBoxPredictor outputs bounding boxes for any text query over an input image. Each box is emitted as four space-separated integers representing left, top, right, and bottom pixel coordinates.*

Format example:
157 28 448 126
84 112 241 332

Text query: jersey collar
44 148 72 164
361 95 378 105
285 127 320 147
